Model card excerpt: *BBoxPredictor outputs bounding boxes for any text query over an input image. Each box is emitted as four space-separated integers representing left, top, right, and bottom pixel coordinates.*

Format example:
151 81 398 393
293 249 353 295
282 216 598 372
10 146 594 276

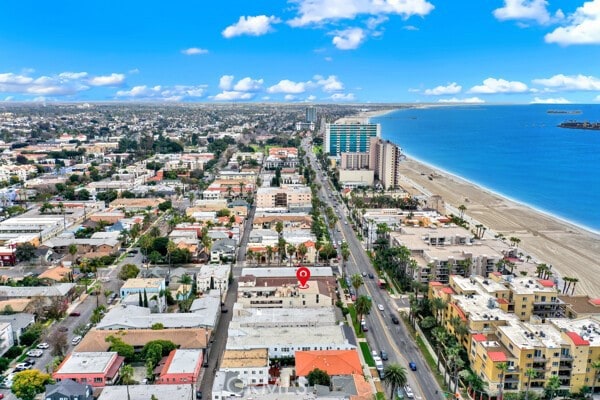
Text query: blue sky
1 0 600 103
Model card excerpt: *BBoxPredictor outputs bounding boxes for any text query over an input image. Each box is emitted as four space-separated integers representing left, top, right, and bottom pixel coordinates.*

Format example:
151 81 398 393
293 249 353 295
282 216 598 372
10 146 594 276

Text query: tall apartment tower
369 137 402 190
305 107 317 123
325 122 381 156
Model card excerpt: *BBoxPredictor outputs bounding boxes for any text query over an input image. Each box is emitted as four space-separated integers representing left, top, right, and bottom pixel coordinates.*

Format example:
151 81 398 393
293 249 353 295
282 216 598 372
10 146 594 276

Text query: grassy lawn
347 305 365 338
360 342 375 367
376 392 386 400
339 277 349 289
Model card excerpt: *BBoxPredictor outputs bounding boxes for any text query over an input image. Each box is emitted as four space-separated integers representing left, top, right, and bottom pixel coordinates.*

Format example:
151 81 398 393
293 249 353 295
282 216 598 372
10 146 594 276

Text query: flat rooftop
121 278 163 290
499 322 566 350
549 317 600 347
231 304 337 328
221 348 269 368
98 384 193 400
166 349 202 374
227 324 352 349
240 267 332 278
58 352 117 374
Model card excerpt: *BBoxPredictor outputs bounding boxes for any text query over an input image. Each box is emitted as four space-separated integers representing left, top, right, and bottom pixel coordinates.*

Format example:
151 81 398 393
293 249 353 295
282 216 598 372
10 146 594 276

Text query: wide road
302 138 442 400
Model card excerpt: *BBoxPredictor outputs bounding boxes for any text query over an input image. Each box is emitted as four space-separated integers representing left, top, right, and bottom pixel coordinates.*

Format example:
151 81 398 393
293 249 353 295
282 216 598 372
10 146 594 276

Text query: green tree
15 243 36 262
139 234 154 257
307 368 330 386
545 375 561 400
382 364 408 399
118 264 140 280
19 322 43 346
158 200 172 212
68 243 78 261
524 368 537 400
350 273 363 292
11 369 52 400
105 336 135 361
120 364 135 400
354 295 372 327
143 289 149 308
497 362 509 400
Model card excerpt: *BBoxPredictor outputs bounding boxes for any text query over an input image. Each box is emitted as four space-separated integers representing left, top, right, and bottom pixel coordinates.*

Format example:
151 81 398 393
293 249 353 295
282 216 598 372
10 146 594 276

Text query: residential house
109 198 165 212
210 239 237 263
53 352 125 387
38 266 72 283
295 350 363 377
196 264 231 296
0 323 14 356
0 313 35 345
120 278 166 312
75 328 210 352
45 379 93 400
95 304 217 330
155 349 203 384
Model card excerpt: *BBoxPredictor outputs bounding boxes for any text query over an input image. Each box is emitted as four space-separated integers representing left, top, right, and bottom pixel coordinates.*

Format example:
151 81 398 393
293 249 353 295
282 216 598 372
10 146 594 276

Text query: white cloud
267 79 308 94
181 47 209 55
284 94 297 101
332 28 366 50
403 25 419 31
222 15 281 38
324 56 333 62
306 95 317 101
493 0 561 24
0 73 34 85
314 75 344 92
438 97 485 104
88 73 126 87
545 0 600 45
532 74 600 90
530 96 571 104
424 82 462 96
288 0 434 27
233 77 264 92
213 91 254 101
58 72 88 80
366 15 388 29
116 84 206 101
330 93 355 101
468 78 529 94
219 75 235 91
129 68 140 74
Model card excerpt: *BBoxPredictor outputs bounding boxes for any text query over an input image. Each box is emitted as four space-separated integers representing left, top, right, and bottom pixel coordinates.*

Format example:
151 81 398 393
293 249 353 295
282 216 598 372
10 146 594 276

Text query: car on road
37 342 49 349
371 350 378 358
14 363 32 372
409 361 417 371
380 350 388 361
69 311 80 316
361 271 367 277
72 336 82 345
368 273 374 279
390 314 400 324
404 385 414 398
196 390 202 399
26 349 43 357
378 304 384 311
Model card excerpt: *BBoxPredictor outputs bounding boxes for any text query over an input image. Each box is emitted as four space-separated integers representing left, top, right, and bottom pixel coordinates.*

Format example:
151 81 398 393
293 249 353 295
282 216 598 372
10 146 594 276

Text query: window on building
94 377 103 383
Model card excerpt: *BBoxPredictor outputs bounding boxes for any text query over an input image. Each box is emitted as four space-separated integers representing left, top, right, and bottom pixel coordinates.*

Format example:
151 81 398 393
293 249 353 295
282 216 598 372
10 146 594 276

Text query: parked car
69 312 80 317
377 304 384 311
380 350 388 361
404 385 414 399
409 361 417 371
361 271 367 277
14 363 32 372
72 336 82 345
26 349 43 357
37 342 49 349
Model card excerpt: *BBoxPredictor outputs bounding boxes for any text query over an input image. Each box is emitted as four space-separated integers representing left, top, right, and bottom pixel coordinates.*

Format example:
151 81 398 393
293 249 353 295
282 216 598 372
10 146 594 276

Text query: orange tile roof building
295 350 362 377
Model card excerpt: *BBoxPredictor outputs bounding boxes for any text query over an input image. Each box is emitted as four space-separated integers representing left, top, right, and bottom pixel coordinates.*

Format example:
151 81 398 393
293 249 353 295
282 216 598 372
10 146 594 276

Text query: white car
404 385 414 399
71 336 82 345
37 342 49 349
26 349 43 357
378 304 385 311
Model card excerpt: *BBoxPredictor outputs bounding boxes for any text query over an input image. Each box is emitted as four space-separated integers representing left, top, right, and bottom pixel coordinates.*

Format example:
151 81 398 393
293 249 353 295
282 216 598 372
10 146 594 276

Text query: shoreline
402 151 600 237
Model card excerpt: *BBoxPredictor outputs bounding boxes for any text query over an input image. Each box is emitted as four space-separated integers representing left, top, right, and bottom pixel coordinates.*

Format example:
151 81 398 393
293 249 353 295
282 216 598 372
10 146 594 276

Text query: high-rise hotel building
369 137 402 190
325 122 381 156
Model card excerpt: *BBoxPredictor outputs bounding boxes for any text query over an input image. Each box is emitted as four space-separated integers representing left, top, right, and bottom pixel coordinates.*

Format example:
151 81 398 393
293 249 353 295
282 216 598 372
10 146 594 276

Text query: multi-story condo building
255 185 312 211
324 121 380 156
369 137 403 189
306 106 317 123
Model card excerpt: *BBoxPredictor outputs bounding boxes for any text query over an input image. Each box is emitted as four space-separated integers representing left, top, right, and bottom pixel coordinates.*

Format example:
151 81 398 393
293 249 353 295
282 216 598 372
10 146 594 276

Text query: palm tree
460 369 488 400
350 273 364 292
246 249 255 266
68 244 78 262
120 364 135 400
275 221 284 237
570 277 579 295
166 240 177 273
458 204 467 219
382 364 408 399
354 295 372 325
431 297 448 324
591 360 600 396
432 327 449 370
545 375 560 400
497 362 509 400
286 244 296 267
265 246 274 266
277 237 286 266
297 243 308 264
524 368 537 400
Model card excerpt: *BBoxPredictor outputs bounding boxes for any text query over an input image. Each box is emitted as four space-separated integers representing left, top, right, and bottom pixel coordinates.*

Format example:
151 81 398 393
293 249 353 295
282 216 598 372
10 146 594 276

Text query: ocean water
372 104 600 233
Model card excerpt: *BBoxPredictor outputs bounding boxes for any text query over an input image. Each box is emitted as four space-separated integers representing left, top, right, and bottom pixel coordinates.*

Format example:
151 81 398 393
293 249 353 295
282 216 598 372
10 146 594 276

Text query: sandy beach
398 157 600 298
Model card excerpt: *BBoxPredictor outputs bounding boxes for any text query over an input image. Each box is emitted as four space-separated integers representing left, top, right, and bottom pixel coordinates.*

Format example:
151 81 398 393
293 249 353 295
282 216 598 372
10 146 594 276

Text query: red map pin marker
296 266 311 289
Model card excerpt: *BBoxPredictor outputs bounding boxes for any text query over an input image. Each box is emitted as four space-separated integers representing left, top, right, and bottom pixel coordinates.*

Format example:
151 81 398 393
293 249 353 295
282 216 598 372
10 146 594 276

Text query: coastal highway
303 138 442 400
